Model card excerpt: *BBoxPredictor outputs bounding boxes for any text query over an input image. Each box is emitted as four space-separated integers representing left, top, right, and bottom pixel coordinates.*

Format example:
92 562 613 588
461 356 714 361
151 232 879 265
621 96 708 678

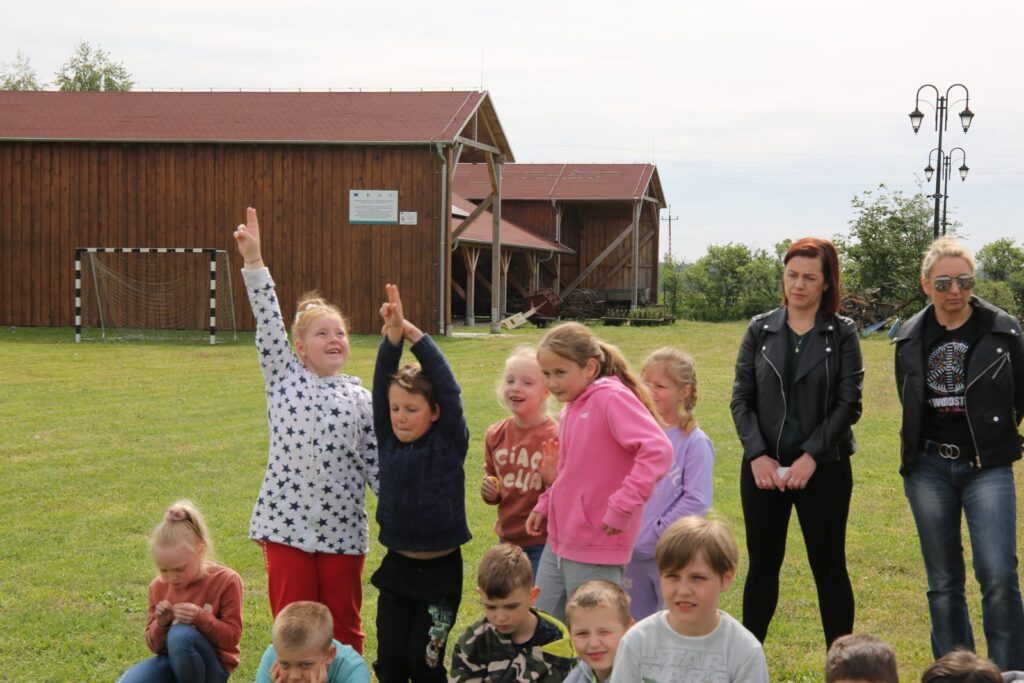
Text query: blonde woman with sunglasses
893 236 1024 670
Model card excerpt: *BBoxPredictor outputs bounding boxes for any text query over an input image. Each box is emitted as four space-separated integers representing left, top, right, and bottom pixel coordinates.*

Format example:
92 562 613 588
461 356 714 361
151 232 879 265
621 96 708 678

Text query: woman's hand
539 438 559 486
782 453 817 490
751 454 786 491
171 602 202 625
525 511 547 536
155 599 173 627
602 524 622 536
233 207 264 268
481 475 500 503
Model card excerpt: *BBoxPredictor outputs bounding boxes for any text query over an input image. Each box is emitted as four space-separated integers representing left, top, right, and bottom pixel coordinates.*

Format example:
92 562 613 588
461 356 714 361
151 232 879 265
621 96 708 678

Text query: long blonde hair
643 347 699 434
537 322 658 420
150 500 214 572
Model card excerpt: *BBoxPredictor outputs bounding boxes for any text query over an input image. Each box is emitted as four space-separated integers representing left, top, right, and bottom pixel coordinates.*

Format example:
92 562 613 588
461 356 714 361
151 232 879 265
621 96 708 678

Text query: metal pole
933 96 945 239
941 154 950 235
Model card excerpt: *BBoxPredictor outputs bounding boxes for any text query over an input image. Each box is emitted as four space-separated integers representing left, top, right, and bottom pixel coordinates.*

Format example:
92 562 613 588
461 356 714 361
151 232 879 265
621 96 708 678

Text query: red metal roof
453 163 664 204
452 193 572 254
0 91 509 151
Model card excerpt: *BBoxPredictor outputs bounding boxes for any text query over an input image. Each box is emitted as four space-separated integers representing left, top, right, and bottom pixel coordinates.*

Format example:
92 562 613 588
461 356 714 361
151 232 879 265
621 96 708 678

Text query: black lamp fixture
908 84 973 237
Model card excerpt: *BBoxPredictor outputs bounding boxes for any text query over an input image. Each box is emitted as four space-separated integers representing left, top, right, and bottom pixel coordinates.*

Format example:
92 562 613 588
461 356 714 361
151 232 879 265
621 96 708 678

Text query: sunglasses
931 275 975 293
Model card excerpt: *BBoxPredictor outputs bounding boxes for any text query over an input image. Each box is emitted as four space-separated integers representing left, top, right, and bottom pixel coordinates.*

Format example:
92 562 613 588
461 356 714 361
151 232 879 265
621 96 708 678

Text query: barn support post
553 201 563 293
463 245 480 327
630 199 641 309
488 154 503 334
528 253 540 290
500 250 513 318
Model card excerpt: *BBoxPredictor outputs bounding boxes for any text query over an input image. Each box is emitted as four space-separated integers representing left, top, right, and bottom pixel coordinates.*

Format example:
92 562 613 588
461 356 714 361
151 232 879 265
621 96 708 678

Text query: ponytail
596 341 660 423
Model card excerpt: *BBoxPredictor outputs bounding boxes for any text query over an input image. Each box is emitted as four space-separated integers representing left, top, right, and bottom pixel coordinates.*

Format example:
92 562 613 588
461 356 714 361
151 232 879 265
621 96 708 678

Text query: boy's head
655 515 738 637
565 581 632 681
271 601 337 682
477 544 539 641
921 650 1002 683
826 634 899 683
389 363 439 443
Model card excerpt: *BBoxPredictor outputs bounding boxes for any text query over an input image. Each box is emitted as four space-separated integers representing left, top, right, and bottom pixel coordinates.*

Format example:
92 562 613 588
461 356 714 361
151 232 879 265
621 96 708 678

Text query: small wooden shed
453 163 667 308
0 90 513 335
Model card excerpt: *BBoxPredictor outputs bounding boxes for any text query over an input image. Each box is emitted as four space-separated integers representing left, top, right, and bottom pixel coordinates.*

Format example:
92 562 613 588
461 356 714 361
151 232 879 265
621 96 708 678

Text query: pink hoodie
533 376 672 565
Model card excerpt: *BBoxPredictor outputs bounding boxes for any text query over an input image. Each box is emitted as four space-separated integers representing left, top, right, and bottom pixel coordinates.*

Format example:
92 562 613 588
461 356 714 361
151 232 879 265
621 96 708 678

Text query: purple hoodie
533 376 672 566
631 425 716 559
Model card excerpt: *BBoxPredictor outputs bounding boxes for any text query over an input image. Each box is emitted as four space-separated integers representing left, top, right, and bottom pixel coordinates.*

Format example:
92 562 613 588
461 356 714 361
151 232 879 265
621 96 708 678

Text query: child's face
388 384 440 443
153 542 204 588
478 585 539 643
643 364 691 426
568 605 630 680
273 641 336 682
660 551 734 637
537 348 598 403
503 359 548 422
295 314 349 377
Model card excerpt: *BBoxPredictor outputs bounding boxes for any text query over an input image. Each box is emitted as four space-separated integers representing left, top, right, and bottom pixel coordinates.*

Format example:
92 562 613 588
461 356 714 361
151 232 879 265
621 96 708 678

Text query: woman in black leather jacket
731 237 863 648
893 236 1024 671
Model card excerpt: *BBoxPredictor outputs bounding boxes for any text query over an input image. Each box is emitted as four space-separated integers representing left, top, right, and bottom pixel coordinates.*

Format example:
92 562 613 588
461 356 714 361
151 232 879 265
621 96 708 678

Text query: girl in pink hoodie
525 322 672 623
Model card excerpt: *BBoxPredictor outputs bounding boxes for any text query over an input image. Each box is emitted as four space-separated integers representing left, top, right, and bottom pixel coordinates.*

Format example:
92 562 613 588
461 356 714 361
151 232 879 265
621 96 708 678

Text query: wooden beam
475 269 493 294
630 200 641 308
455 135 501 156
448 142 465 185
500 249 513 317
451 279 466 301
451 194 495 240
560 222 634 298
593 230 655 289
508 273 531 299
462 245 480 326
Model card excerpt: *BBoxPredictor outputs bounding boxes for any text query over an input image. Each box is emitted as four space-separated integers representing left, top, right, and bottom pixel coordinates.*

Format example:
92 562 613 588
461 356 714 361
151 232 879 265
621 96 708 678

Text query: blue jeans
522 543 545 584
904 453 1024 670
119 624 229 683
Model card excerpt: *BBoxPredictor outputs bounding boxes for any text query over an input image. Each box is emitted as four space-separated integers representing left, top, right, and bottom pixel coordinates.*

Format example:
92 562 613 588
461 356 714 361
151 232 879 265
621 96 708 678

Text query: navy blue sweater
373 335 472 551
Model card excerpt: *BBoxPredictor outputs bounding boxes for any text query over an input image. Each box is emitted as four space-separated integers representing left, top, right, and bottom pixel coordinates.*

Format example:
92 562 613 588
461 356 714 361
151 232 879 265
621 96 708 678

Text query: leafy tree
976 238 1024 282
678 243 781 321
974 280 1017 315
659 252 687 317
54 41 133 92
0 49 43 90
833 185 938 309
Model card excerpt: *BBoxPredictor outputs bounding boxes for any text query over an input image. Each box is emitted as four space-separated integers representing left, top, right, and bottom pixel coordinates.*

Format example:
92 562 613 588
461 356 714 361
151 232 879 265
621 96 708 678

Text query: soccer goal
74 248 237 344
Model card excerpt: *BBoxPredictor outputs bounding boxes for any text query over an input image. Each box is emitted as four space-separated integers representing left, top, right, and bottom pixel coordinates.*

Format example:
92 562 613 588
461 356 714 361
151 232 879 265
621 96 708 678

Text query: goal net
75 248 237 344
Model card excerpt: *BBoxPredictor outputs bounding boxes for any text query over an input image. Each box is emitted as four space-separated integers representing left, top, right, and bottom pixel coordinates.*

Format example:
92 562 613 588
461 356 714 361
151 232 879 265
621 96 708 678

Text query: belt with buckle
925 440 964 460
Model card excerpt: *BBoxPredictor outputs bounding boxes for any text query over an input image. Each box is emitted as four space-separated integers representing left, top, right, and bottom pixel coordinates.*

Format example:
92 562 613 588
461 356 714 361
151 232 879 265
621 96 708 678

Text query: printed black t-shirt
921 308 982 451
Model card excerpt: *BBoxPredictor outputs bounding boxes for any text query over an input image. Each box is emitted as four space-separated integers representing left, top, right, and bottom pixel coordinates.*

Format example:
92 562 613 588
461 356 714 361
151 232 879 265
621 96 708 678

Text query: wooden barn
0 90 513 336
453 163 666 309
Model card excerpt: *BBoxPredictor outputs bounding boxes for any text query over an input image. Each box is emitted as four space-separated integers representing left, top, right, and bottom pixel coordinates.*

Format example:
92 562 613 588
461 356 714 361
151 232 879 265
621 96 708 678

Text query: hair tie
165 507 187 522
294 302 326 322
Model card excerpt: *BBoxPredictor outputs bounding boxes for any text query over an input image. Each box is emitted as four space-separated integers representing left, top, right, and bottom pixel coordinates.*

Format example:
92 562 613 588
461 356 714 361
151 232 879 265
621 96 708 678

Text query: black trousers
371 548 463 683
740 457 854 648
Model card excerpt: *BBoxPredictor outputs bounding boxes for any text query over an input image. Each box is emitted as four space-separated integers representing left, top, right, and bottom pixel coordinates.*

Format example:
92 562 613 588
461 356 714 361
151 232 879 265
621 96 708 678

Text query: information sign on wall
349 190 398 224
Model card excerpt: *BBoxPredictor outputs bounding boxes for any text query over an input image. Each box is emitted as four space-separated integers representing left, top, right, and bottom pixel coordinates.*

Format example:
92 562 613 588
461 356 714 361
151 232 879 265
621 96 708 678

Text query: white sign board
399 212 418 225
349 190 398 224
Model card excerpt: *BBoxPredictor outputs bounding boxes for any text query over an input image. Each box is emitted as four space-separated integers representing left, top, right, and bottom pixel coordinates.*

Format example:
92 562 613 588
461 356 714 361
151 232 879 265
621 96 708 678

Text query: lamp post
924 147 969 235
909 84 973 238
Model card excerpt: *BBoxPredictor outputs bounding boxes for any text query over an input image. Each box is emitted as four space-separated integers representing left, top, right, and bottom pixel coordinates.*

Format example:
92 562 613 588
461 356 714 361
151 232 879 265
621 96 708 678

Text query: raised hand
233 207 264 267
379 283 405 344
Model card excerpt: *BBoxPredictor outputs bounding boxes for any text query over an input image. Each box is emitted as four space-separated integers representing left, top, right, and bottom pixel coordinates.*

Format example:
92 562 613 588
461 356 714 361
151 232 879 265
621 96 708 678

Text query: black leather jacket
893 296 1024 474
731 307 864 463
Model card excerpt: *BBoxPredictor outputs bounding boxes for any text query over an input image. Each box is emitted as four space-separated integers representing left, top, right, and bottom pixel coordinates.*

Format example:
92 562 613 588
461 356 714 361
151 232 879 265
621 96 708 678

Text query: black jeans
371 548 463 683
740 457 854 647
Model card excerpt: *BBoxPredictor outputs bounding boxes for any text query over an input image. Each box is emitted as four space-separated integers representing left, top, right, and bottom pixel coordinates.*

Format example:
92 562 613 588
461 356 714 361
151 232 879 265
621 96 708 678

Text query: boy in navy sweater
371 284 472 683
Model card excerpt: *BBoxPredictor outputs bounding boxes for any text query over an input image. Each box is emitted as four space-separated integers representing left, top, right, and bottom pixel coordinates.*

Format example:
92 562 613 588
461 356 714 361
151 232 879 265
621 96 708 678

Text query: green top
778 327 811 459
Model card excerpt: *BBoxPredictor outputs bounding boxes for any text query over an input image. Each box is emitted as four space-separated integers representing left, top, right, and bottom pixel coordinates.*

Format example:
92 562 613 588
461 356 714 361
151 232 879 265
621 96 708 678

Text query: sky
3 0 1022 262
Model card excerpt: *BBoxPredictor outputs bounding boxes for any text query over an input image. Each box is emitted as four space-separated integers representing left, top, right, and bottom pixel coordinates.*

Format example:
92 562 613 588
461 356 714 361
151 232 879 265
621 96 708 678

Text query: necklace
790 328 809 353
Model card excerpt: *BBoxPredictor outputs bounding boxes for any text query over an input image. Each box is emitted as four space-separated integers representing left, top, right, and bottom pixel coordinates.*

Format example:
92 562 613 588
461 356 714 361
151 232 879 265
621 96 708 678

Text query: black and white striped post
74 247 223 344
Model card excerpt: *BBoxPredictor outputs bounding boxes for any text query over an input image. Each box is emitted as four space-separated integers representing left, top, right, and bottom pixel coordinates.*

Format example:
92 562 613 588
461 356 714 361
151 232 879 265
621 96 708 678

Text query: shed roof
453 162 664 205
451 193 572 254
0 90 513 160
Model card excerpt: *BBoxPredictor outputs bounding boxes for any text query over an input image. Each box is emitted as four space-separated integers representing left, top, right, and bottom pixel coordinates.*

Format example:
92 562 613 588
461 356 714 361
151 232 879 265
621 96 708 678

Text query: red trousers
262 542 366 654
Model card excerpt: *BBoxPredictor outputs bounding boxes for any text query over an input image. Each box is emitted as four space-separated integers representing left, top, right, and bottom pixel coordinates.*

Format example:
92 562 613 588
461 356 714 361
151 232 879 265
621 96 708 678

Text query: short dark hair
825 633 898 683
655 515 738 577
477 544 533 599
920 650 1002 683
783 237 842 315
390 363 437 411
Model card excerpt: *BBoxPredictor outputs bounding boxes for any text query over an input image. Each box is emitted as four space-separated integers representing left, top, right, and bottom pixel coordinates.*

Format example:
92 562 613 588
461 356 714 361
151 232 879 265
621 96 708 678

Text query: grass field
1 321 1019 681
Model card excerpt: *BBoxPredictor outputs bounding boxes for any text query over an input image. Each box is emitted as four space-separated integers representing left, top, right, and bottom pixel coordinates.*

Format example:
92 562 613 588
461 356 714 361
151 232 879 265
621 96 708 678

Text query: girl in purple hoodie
525 322 672 623
624 347 716 620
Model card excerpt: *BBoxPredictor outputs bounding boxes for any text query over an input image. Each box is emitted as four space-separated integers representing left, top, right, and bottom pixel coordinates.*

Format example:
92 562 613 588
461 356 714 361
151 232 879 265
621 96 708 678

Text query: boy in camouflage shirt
449 544 575 682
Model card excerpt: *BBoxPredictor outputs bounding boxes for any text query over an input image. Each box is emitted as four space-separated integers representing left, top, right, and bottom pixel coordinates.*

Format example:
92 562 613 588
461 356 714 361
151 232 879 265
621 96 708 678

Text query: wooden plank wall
554 201 657 294
0 142 444 334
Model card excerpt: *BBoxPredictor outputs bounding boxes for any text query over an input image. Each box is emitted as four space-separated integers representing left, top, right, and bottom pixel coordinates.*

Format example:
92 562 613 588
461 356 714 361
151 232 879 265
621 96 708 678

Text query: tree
0 49 43 90
833 185 938 309
976 238 1024 282
677 243 781 321
659 252 687 317
973 280 1017 315
54 41 133 92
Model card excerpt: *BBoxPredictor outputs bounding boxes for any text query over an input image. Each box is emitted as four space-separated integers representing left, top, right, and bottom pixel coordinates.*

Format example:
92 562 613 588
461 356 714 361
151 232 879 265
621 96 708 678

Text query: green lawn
1 321 1019 682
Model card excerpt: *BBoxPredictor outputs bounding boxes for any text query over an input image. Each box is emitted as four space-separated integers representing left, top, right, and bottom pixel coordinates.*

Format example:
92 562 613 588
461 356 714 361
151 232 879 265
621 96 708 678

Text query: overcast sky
4 0 1022 261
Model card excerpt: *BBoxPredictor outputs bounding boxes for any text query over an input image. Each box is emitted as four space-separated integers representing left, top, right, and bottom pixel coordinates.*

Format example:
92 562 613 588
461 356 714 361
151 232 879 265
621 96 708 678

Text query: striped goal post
74 247 230 345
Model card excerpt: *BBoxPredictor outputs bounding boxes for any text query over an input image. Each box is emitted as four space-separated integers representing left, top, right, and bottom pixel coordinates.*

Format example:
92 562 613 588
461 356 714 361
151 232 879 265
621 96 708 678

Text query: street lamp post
909 84 973 238
924 147 969 236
